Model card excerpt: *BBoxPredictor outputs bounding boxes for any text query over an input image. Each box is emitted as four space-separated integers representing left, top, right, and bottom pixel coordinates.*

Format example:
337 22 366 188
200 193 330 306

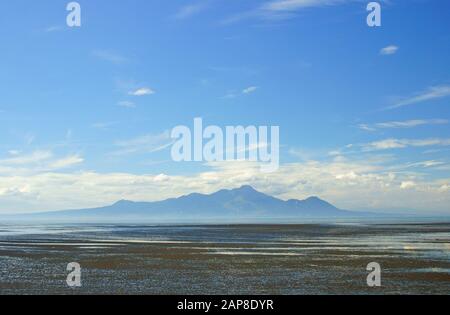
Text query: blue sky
0 0 449 214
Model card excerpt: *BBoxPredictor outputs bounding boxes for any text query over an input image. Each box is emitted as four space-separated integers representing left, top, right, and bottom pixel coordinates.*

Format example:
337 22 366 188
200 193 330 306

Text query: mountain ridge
14 185 366 223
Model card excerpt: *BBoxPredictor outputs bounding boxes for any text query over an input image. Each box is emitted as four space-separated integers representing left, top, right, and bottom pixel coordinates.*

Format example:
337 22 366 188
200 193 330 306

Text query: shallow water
0 223 449 294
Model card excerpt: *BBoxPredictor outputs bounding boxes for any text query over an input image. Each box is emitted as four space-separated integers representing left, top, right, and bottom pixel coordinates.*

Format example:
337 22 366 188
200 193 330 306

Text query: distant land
2 185 382 223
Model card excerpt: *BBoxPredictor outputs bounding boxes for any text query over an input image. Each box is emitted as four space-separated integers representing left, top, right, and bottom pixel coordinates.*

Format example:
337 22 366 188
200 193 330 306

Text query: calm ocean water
0 222 449 294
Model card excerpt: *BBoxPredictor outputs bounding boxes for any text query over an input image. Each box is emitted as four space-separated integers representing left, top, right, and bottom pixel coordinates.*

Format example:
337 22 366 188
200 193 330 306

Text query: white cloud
362 138 450 151
222 0 351 23
388 85 450 109
48 155 84 170
118 101 136 108
359 119 448 131
128 87 155 96
1 160 449 214
380 45 399 55
223 86 259 99
242 86 259 94
262 0 347 12
375 119 447 128
400 181 416 190
405 160 445 168
92 50 128 64
44 26 63 32
0 151 53 166
357 124 376 132
174 3 208 19
112 131 173 156
0 151 84 176
439 184 450 192
222 91 237 99
92 122 117 130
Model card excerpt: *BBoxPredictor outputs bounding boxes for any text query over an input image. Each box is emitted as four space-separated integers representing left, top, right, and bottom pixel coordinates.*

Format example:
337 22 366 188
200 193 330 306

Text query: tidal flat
0 223 449 295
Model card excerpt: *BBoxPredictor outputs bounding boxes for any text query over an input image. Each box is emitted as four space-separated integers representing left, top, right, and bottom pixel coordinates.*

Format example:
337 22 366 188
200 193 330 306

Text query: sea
0 221 449 294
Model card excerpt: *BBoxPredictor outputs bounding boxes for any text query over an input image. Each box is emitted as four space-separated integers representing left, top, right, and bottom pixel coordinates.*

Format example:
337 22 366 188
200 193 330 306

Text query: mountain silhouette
25 185 360 222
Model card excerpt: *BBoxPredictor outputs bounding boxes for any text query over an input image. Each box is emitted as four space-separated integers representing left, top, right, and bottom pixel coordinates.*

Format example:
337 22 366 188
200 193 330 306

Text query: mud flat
0 223 449 294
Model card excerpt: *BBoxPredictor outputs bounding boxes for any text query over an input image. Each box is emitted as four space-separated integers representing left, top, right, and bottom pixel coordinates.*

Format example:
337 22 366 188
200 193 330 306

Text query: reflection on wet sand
0 223 449 294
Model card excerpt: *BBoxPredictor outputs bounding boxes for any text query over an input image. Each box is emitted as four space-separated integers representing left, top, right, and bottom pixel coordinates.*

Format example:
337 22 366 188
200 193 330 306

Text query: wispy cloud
128 87 155 96
0 151 53 166
92 50 128 65
24 133 35 145
405 160 445 168
380 45 399 55
362 138 450 151
44 26 63 33
359 119 448 131
117 101 136 108
8 150 20 156
387 85 450 109
0 151 84 176
222 92 238 99
262 0 348 12
242 86 259 94
222 0 352 24
113 131 173 156
92 122 118 130
174 2 208 19
223 86 259 99
48 155 84 169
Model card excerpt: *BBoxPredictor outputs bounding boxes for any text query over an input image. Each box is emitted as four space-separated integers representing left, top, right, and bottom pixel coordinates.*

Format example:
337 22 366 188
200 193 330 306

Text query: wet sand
0 223 449 294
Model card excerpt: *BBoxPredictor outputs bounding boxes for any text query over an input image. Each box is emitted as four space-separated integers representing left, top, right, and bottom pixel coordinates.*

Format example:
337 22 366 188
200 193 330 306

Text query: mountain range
10 185 367 223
